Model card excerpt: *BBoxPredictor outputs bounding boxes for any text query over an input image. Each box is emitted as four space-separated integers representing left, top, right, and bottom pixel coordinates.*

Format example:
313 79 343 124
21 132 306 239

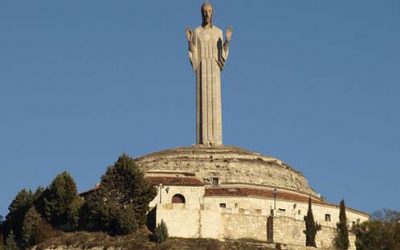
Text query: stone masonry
136 146 318 196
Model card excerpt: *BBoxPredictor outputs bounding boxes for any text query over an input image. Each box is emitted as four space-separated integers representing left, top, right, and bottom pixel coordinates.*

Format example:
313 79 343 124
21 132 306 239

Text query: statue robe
189 25 229 146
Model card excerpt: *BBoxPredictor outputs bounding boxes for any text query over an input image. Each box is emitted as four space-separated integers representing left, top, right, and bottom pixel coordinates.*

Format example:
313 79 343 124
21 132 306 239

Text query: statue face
201 4 213 25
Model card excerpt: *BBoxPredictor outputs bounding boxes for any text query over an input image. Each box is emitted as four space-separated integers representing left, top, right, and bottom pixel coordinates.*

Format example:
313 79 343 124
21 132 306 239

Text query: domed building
136 146 368 249
135 3 368 249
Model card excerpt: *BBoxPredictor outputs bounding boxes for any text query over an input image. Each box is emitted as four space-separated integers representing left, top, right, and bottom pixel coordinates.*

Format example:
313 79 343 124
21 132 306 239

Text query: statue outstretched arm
217 27 232 70
223 26 233 52
186 27 199 71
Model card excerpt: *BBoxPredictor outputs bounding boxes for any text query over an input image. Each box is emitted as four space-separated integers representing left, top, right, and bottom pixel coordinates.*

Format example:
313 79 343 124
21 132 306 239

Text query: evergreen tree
153 220 168 244
335 200 349 249
80 154 157 235
5 189 35 240
304 197 320 247
4 231 17 250
100 154 157 225
32 186 45 202
115 206 139 235
21 206 41 247
39 171 82 230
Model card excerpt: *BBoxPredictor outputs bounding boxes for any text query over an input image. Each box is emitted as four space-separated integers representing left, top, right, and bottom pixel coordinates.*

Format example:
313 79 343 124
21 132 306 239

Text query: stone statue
186 2 232 146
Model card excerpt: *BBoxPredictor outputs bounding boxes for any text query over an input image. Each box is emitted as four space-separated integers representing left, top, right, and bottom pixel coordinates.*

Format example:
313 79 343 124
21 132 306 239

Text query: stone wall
204 195 368 228
156 204 357 249
272 216 357 250
150 184 367 248
221 212 268 240
156 204 268 240
155 204 221 238
149 184 369 228
272 216 305 246
200 209 222 238
156 203 200 238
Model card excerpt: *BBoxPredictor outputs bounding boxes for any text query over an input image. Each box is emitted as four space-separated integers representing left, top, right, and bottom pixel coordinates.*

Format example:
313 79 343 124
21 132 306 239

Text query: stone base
136 145 318 196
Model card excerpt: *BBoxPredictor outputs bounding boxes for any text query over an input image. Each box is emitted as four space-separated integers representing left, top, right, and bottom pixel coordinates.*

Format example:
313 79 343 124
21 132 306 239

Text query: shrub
153 220 168 244
354 219 400 250
34 218 57 244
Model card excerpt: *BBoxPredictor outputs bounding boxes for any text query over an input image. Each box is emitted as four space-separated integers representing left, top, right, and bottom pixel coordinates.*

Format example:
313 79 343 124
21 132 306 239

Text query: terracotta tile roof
205 187 323 204
146 176 204 186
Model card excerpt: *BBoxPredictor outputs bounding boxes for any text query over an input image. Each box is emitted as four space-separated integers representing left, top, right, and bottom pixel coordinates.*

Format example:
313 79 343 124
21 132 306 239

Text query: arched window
172 194 185 203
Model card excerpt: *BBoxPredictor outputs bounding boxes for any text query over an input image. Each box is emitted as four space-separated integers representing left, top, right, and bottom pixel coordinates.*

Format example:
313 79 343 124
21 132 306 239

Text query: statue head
201 2 213 28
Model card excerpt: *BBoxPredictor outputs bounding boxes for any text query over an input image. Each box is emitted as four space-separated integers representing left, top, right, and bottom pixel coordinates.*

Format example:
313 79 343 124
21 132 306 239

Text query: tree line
305 198 400 250
0 154 158 249
354 209 400 250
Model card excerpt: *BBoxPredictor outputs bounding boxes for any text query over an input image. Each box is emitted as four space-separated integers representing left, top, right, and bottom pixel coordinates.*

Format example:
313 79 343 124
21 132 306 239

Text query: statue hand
185 27 193 42
226 26 233 42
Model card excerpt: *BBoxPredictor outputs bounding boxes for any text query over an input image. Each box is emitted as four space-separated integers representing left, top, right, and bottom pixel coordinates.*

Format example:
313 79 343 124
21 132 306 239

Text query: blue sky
1 1 399 217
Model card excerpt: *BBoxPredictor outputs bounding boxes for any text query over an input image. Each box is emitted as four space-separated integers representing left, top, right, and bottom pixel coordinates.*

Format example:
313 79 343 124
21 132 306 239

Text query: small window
172 194 185 203
298 210 301 215
220 203 226 208
212 177 219 186
325 214 331 222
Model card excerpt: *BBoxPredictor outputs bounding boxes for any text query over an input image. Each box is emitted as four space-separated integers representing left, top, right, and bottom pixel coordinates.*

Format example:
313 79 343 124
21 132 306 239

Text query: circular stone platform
135 145 319 197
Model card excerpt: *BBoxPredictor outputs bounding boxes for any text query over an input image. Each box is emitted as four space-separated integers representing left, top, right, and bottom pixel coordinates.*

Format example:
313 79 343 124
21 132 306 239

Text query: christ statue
186 3 232 146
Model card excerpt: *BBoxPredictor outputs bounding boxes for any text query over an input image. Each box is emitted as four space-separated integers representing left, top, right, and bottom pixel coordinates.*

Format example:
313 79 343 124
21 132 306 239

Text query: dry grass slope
34 229 277 250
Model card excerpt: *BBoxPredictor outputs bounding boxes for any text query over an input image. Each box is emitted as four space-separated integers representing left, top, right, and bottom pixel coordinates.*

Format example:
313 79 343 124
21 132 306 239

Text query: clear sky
1 1 399 217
